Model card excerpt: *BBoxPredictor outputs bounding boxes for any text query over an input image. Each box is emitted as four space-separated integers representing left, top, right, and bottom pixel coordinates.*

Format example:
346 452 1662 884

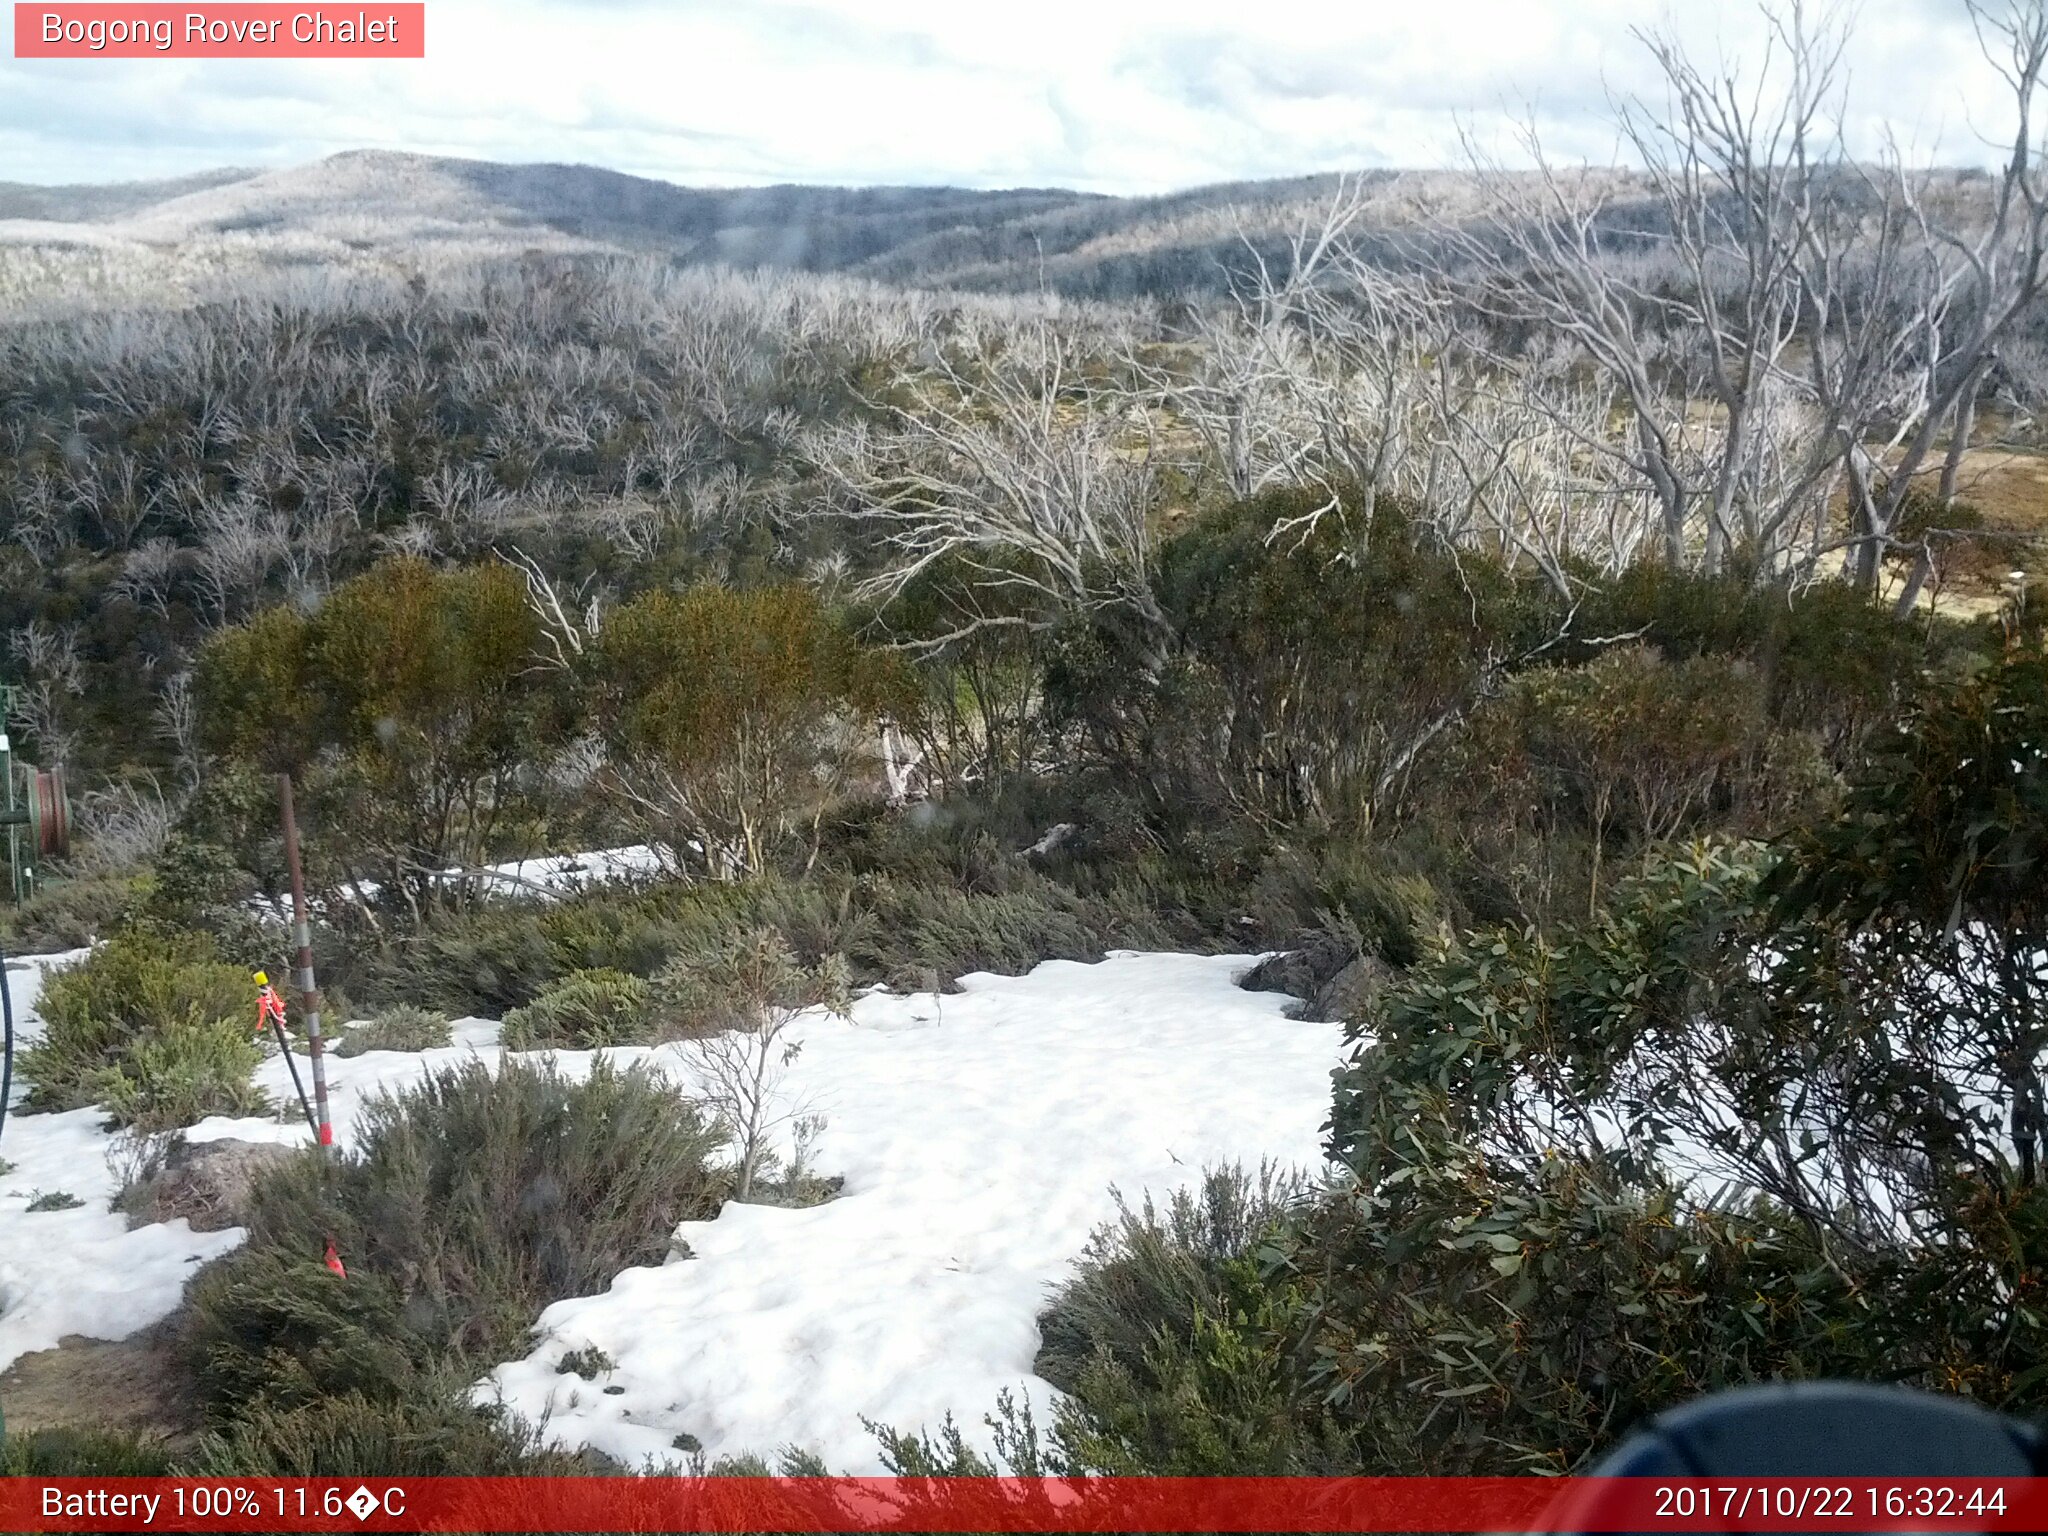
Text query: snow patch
0 951 244 1372
6 941 1345 1473
478 951 1342 1472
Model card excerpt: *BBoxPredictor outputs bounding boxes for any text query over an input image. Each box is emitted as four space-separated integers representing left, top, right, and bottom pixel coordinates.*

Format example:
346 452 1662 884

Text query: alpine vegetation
1 0 2047 1486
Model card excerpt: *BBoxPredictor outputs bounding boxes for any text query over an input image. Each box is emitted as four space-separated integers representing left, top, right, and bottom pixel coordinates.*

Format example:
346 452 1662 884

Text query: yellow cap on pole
253 970 270 986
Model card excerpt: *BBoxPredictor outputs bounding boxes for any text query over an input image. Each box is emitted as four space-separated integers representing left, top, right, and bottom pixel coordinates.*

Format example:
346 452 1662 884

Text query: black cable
1 934 12 1449
267 1011 321 1143
1 933 13 1158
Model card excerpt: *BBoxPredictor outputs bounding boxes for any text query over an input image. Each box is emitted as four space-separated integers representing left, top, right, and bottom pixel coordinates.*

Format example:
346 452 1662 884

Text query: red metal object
24 764 67 859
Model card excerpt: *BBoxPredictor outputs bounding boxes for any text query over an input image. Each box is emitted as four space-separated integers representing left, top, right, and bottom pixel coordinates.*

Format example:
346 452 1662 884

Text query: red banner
13 5 425 58
1 1476 2042 1532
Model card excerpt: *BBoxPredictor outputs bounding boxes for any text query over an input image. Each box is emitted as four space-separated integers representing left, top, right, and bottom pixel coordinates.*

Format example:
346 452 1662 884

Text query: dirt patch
1935 445 2048 533
0 1319 199 1445
1888 444 2048 618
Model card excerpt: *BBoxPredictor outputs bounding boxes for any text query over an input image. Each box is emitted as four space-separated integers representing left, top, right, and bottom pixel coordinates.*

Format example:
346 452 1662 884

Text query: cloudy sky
0 0 2006 194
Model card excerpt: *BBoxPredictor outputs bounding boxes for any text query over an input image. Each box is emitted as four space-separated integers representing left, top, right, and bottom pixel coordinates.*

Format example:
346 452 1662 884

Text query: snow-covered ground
250 844 668 919
2 943 1345 1471
481 953 1340 1472
0 952 245 1372
465 844 669 896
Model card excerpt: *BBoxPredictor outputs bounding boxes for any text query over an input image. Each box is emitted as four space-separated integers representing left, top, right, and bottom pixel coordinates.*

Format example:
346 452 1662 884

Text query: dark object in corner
1554 1381 2042 1535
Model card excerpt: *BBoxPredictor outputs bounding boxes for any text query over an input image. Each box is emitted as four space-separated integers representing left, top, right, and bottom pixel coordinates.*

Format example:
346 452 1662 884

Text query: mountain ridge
0 149 1389 300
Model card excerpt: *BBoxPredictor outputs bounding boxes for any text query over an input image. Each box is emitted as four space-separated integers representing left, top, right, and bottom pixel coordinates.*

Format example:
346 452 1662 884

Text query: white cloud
0 0 2011 192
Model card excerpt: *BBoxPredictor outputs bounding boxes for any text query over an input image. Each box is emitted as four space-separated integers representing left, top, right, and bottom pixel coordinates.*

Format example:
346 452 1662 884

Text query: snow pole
253 971 321 1143
277 774 335 1150
275 781 349 1280
0 931 14 1447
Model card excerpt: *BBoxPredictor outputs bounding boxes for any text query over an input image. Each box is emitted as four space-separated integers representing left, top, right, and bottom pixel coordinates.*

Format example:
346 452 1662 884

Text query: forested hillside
24 150 2037 310
0 151 1323 310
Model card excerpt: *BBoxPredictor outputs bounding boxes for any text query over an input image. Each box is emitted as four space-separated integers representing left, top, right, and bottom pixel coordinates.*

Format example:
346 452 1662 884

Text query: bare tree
69 776 174 876
188 491 280 625
818 323 1167 650
665 930 850 1201
109 536 185 619
1121 177 1448 527
502 546 602 672
6 620 87 766
1441 1 2048 589
1842 1 2048 588
153 668 201 787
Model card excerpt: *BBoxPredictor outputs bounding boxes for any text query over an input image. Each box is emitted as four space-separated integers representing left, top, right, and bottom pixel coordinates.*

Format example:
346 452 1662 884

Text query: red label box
14 3 425 57
3 1476 2047 1533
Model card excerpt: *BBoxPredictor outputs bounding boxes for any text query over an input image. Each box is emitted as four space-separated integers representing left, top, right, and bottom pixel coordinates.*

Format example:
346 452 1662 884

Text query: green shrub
92 1017 272 1132
185 1056 724 1465
20 924 267 1128
1291 719 2048 1474
1053 488 1516 834
26 1189 85 1211
1561 562 1966 760
335 904 563 1018
832 866 1187 992
982 1145 1869 1477
1249 1151 1856 1475
0 874 145 952
0 1426 174 1475
1765 645 2048 1196
315 986 362 1033
589 583 894 878
148 830 260 921
1502 646 1768 906
188 1245 423 1413
655 927 849 1037
335 1004 452 1057
1035 1164 1307 1399
814 777 1159 886
334 862 1208 1023
865 550 1053 796
151 807 296 960
951 667 2048 1479
1245 843 1446 970
193 557 570 917
1327 842 1772 1187
558 1345 616 1380
501 967 652 1048
539 898 716 981
28 925 248 1062
188 1393 608 1477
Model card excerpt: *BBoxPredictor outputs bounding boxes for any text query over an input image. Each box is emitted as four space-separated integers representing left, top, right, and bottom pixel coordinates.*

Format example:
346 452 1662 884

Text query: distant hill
0 151 2003 320
0 165 255 222
0 150 1425 305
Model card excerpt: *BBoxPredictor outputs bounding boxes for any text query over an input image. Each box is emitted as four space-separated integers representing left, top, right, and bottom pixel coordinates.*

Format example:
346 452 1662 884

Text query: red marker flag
255 984 287 1039
323 1239 347 1278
